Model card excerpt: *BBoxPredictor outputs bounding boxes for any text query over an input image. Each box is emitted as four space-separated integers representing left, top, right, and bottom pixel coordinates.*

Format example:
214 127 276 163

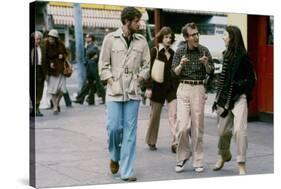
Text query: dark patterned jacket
216 53 256 110
172 44 214 80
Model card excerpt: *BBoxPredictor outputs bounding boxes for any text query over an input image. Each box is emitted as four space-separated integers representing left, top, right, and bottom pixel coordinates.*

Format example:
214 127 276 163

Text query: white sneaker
194 167 204 173
175 159 187 173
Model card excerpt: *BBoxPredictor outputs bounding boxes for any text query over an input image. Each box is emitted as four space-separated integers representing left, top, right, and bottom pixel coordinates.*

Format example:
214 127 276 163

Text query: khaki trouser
176 83 206 168
216 94 248 163
145 99 177 146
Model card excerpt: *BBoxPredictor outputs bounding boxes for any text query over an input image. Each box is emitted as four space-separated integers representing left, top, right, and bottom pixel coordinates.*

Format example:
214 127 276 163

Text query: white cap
48 29 59 38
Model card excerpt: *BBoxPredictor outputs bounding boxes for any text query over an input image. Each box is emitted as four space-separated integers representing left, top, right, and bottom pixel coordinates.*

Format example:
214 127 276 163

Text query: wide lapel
167 48 174 64
112 28 126 50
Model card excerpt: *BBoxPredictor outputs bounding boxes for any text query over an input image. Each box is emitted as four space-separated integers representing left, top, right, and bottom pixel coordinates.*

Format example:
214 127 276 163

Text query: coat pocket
130 47 143 65
111 48 125 65
107 80 123 96
128 77 141 95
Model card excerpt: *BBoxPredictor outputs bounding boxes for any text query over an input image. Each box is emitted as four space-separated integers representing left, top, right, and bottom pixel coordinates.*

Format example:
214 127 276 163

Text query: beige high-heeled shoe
238 162 246 175
213 154 232 171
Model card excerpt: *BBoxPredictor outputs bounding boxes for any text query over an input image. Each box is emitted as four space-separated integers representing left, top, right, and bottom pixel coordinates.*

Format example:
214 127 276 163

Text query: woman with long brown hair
212 25 256 174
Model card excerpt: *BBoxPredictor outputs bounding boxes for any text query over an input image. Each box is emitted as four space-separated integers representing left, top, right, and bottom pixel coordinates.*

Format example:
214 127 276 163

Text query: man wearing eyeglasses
172 22 214 173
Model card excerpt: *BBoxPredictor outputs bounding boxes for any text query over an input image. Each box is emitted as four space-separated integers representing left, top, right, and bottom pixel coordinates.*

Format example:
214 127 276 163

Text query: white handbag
151 48 165 83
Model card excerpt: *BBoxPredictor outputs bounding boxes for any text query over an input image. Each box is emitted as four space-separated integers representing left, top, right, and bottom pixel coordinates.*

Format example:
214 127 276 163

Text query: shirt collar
158 43 165 51
185 43 199 52
159 43 172 52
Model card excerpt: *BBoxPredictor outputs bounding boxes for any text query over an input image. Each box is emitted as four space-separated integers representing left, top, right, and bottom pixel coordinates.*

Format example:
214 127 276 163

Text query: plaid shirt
172 44 214 80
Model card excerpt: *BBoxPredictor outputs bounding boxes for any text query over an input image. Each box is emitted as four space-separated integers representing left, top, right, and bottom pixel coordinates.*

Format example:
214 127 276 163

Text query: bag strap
154 47 159 60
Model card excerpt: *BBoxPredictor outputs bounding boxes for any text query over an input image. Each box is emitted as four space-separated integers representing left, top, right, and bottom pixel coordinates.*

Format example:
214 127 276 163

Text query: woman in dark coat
144 27 179 153
43 29 68 115
212 25 256 174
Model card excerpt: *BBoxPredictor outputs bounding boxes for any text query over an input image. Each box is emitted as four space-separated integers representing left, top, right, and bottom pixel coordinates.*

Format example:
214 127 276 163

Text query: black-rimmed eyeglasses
189 32 200 37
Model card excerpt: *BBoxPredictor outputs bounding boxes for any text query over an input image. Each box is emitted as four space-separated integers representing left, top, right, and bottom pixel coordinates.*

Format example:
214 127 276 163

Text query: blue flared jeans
106 100 140 179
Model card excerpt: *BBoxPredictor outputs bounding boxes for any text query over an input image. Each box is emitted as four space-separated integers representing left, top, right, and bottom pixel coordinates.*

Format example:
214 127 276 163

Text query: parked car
172 34 224 93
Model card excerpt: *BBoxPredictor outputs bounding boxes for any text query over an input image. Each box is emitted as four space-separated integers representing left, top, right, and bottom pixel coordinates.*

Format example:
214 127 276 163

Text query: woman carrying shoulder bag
144 27 179 153
43 29 68 115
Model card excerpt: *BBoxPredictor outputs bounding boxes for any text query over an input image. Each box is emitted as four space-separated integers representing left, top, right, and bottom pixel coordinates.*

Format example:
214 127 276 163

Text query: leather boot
110 160 119 174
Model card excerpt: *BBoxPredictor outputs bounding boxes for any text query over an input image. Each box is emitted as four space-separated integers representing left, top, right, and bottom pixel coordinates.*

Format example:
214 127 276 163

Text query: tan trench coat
99 28 150 101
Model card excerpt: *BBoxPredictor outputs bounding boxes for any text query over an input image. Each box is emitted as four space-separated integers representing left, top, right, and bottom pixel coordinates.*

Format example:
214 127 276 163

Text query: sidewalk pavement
32 96 273 188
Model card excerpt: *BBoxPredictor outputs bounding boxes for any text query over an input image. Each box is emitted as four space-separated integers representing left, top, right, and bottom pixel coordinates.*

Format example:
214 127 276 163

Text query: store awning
47 3 148 29
161 8 226 16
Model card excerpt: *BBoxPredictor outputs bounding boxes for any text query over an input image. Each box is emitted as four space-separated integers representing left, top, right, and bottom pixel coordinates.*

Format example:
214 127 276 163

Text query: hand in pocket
110 81 122 95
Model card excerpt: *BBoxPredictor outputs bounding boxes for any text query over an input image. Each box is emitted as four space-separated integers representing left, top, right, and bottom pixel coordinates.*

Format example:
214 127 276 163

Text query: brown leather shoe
213 154 232 171
148 144 157 151
122 176 137 182
110 160 119 174
171 144 177 153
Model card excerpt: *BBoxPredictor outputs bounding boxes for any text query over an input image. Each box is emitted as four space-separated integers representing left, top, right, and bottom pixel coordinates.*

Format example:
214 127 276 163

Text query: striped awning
163 8 226 16
47 3 148 29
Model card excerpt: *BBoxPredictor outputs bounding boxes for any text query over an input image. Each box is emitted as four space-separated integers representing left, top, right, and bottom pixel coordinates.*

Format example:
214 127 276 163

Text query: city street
32 67 273 188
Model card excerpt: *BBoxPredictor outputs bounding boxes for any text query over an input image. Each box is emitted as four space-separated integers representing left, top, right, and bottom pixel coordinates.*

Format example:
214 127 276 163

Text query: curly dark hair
121 7 142 25
155 26 175 44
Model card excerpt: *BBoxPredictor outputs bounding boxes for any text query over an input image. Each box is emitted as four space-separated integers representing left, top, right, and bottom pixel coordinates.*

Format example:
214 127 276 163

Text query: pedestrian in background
40 30 72 110
99 7 150 182
212 25 256 175
73 33 105 105
43 29 68 115
143 26 179 153
172 22 214 173
30 31 46 117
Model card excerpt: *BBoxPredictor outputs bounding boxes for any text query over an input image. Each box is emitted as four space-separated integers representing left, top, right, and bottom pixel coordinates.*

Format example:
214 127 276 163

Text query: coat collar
113 28 142 40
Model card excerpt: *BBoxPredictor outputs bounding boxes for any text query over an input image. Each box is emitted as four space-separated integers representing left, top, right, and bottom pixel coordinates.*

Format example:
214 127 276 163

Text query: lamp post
74 3 86 90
